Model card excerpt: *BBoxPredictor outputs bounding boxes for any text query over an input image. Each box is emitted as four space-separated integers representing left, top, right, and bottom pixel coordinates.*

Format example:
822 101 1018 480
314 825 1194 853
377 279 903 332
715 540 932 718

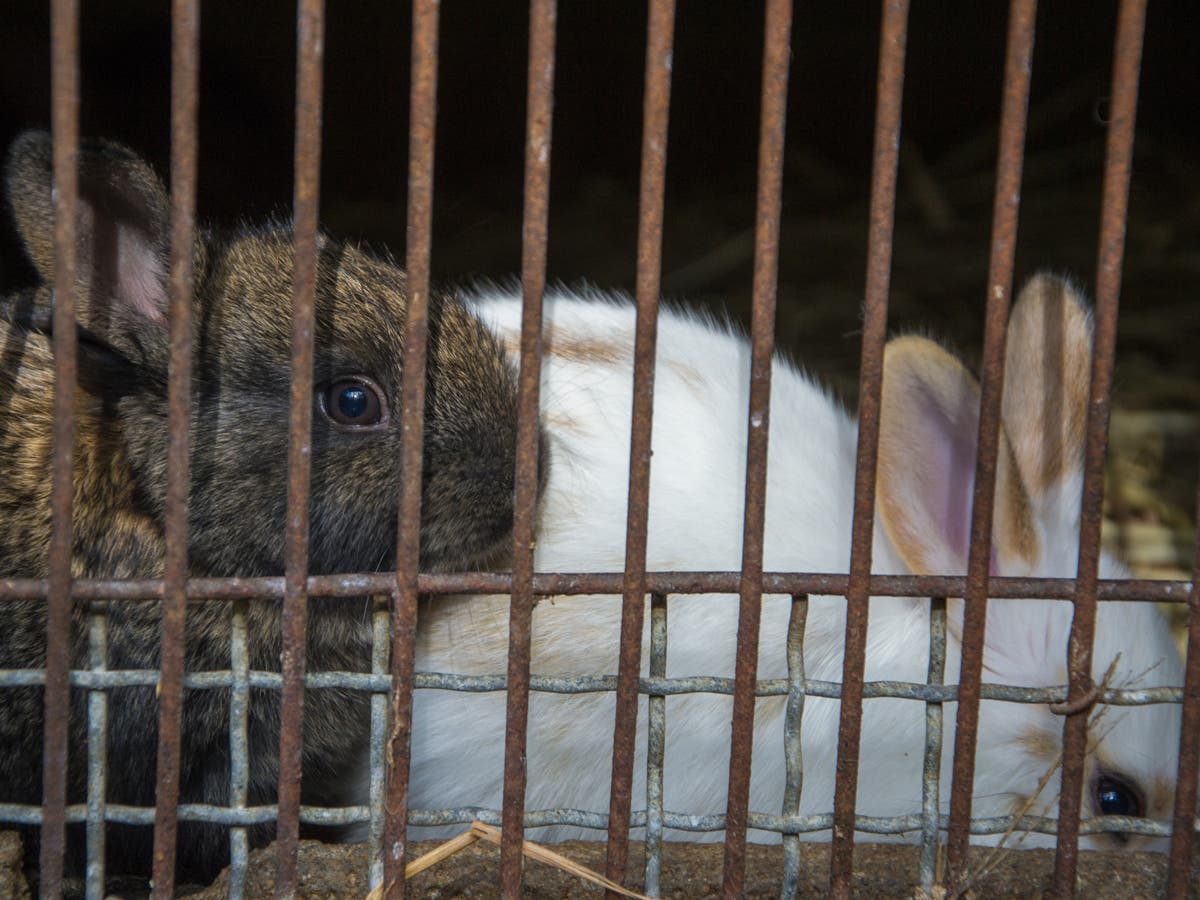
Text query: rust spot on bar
40 1 80 894
944 0 1038 889
1167 477 1200 895
828 1 908 896
274 0 325 895
150 1 200 895
1051 1 1147 894
501 0 556 895
720 0 793 895
604 0 675 892
383 1 441 897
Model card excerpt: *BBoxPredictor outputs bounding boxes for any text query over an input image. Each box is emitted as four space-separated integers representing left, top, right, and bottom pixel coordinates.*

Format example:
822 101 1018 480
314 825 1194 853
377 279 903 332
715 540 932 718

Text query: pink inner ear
117 225 168 327
921 385 980 572
117 232 169 328
83 204 170 329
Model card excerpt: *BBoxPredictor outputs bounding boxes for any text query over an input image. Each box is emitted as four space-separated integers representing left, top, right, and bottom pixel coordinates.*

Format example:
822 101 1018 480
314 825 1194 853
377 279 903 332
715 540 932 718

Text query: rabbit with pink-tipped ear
389 272 1181 851
0 131 527 888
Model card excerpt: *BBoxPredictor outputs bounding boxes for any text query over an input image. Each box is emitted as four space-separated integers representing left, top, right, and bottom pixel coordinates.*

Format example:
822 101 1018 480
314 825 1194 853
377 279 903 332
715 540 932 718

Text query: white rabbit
396 273 1183 852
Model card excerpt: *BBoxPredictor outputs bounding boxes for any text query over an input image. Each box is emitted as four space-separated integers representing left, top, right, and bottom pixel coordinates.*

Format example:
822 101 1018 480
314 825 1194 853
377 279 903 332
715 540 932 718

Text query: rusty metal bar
721 1 793 894
40 0 80 893
500 0 556 894
382 1 440 896
828 1 908 895
604 0 675 892
1167 475 1200 895
149 1 200 894
643 593 668 897
1051 1 1147 892
274 0 325 894
0 571 1191 604
781 595 809 900
944 0 1038 887
918 598 947 891
84 603 108 900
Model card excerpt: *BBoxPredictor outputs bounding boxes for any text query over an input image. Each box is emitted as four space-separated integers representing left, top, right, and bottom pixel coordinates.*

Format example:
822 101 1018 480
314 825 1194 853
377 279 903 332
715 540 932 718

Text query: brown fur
1001 274 1094 498
0 132 527 888
541 329 627 366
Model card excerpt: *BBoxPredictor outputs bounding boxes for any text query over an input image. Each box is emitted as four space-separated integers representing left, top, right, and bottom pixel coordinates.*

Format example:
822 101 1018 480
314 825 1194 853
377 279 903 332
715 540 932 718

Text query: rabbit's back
470 289 859 577
412 289 865 838
416 279 1184 853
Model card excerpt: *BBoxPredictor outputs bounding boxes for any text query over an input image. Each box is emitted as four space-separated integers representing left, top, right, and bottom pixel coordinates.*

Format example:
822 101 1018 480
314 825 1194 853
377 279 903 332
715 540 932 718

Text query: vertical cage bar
828 1 908 895
383 1 440 897
720 0 793 895
944 0 1037 886
274 0 325 894
228 598 251 900
1167 477 1200 895
150 0 201 893
369 596 391 891
500 0 556 895
780 594 809 900
84 603 108 900
1051 1 1147 893
40 0 80 893
643 593 668 898
918 597 947 891
604 0 676 891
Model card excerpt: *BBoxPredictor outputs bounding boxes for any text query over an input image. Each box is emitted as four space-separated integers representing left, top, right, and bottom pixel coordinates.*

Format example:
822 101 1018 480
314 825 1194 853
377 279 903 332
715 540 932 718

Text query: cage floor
4 828 1187 897
172 836 1192 899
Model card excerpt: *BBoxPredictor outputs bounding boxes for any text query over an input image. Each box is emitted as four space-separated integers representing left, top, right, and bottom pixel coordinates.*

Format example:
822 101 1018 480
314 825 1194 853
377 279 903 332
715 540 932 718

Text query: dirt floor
2 828 1194 899
185 835 1196 899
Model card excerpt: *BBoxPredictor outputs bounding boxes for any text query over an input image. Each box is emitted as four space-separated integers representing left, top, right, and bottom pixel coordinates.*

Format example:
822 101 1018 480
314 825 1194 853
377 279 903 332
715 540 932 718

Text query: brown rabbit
0 131 526 888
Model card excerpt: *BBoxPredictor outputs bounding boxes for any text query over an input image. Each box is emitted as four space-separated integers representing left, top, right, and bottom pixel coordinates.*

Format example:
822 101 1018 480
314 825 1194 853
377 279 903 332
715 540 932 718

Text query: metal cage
6 0 1198 897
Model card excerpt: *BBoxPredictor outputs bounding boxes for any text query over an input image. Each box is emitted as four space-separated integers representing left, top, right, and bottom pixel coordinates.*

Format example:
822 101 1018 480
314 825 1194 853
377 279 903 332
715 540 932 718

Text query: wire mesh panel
4 0 1194 897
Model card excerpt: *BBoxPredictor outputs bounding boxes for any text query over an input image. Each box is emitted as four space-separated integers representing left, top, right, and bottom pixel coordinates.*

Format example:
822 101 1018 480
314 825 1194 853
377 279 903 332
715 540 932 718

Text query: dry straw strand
365 820 652 900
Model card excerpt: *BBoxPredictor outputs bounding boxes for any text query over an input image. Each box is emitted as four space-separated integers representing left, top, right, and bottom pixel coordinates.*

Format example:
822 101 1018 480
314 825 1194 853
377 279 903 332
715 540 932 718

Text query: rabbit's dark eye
322 377 387 430
1095 773 1142 818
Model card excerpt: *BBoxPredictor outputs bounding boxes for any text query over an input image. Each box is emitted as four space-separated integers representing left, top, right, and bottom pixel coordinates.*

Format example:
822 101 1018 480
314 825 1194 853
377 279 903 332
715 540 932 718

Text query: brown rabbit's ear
877 336 1039 576
1000 273 1094 522
5 130 170 339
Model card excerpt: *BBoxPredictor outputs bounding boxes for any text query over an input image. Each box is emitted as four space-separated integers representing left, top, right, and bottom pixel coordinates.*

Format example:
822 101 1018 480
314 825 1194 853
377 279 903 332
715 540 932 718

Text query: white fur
385 278 1183 851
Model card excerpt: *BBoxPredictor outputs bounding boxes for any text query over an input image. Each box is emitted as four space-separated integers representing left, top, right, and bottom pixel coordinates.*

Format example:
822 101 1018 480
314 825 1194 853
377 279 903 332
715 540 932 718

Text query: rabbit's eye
1095 773 1142 818
322 377 387 430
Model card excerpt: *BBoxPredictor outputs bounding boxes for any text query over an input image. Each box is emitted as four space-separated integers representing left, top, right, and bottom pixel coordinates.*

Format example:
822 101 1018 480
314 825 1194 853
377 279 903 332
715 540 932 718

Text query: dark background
1 1 1197 408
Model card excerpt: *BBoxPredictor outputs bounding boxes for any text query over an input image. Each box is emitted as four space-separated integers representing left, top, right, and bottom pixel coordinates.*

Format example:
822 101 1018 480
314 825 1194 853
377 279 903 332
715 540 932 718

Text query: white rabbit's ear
1001 273 1094 524
877 336 1039 575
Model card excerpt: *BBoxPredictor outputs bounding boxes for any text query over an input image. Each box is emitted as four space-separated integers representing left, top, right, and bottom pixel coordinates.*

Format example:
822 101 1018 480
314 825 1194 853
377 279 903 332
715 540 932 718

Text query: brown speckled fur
0 132 523 887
